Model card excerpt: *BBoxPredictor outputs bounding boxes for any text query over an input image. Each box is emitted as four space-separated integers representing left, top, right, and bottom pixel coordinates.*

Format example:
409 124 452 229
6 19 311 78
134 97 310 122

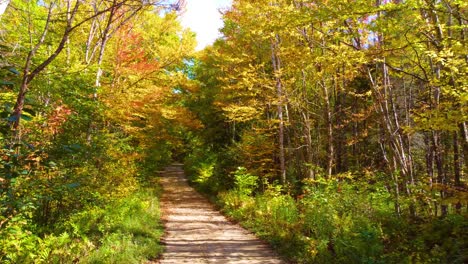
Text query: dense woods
0 0 195 262
0 0 467 263
183 0 467 263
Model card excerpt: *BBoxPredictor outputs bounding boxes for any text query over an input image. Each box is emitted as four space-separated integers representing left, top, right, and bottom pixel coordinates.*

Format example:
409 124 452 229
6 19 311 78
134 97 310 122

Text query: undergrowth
185 159 467 264
0 187 163 263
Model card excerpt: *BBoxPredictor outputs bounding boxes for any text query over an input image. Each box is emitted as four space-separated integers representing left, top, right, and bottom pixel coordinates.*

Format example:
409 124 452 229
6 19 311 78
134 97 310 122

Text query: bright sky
180 0 232 51
0 1 9 17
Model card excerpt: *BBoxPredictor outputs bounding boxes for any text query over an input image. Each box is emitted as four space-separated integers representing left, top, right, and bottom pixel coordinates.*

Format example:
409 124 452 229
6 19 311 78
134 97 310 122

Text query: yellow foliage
222 105 261 122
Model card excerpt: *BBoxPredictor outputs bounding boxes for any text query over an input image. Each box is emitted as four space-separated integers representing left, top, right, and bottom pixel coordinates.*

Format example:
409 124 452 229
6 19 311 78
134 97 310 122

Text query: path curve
158 164 284 264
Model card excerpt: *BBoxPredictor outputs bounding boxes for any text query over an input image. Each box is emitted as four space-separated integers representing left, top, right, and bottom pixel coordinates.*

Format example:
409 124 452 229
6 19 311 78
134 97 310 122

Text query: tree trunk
300 69 315 179
10 1 86 131
321 80 334 178
270 35 286 184
453 131 462 213
302 111 315 179
87 1 117 142
459 122 468 174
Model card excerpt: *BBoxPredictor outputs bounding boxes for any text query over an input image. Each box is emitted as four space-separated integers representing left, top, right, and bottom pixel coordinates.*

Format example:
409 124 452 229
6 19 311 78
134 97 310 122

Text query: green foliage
183 1 468 263
0 188 163 263
0 3 189 262
233 167 258 196
76 190 164 263
1 0 466 263
213 176 467 263
0 205 91 263
184 147 220 194
182 135 238 194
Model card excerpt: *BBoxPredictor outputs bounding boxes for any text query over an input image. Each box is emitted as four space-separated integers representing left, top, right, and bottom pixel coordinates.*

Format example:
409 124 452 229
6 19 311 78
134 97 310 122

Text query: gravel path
157 164 284 264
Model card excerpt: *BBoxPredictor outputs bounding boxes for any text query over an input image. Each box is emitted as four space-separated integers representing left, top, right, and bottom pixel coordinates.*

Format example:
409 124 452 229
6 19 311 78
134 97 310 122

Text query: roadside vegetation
2 185 163 263
1 0 193 262
1 0 467 263
183 0 468 263
185 153 466 264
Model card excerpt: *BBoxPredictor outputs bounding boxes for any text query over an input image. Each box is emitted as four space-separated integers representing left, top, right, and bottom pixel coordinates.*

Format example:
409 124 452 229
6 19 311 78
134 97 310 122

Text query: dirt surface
157 164 284 264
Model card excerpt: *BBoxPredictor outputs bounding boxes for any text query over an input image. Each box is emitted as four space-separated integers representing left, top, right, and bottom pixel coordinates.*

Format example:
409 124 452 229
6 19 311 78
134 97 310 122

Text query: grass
0 186 164 264
79 188 164 263
213 181 467 264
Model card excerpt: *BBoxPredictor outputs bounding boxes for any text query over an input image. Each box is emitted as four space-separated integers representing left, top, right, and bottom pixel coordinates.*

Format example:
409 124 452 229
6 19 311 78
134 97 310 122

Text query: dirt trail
158 164 284 264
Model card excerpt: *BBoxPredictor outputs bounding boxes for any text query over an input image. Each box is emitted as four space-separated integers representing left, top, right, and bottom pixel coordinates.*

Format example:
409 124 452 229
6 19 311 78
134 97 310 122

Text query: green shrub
233 167 258 196
214 174 467 264
74 190 164 263
0 188 163 263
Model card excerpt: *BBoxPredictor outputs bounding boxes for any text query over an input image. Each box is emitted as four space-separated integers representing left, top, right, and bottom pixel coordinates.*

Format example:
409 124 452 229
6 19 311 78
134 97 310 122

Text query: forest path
157 164 284 264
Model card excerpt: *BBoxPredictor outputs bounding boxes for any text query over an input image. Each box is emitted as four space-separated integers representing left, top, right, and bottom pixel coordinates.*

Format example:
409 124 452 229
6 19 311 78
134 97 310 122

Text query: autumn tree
189 0 467 216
